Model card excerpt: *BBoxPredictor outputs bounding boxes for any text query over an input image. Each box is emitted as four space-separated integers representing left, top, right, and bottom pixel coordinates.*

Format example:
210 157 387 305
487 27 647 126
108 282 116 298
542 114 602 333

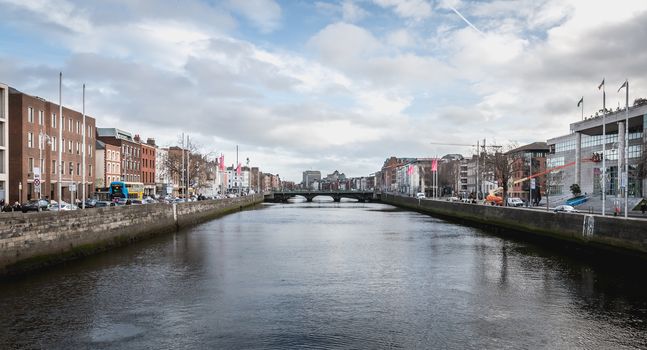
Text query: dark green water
1 202 646 349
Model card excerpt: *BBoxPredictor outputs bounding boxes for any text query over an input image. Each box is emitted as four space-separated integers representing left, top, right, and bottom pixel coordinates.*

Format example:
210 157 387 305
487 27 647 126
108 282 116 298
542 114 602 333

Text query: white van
507 197 523 207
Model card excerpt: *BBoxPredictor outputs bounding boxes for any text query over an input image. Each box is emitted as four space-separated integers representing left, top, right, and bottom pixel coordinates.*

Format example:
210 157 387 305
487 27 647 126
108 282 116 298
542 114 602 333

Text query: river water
1 202 646 349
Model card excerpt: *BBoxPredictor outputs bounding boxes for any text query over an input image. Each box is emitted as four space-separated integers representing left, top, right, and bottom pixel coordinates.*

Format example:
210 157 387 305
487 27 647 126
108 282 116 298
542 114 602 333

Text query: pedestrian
641 201 646 215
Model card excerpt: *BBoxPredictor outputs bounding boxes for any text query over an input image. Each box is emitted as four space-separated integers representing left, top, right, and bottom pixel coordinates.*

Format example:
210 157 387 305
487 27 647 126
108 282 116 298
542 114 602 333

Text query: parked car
554 205 577 213
416 192 426 199
507 197 524 207
50 202 78 211
446 196 460 202
84 199 98 208
21 199 50 212
94 201 115 208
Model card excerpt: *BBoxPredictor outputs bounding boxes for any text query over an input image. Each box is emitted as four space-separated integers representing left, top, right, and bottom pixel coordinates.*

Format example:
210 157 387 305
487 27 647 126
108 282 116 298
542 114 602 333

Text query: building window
28 107 34 122
89 165 92 177
52 160 56 174
52 136 57 152
68 140 72 153
69 161 73 175
38 110 44 125
27 132 34 148
60 161 64 174
77 163 80 176
28 158 34 173
51 113 57 128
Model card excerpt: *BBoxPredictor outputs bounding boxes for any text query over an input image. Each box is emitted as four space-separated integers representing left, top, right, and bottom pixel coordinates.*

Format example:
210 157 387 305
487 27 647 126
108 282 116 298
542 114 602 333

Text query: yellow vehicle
125 182 144 200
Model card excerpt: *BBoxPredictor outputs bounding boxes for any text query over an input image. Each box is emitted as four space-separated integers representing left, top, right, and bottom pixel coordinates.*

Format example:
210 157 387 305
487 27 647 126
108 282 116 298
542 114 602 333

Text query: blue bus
109 181 129 200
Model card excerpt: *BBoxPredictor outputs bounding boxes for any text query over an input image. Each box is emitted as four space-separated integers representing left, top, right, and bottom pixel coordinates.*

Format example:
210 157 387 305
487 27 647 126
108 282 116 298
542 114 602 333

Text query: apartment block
139 137 156 196
95 140 121 188
97 128 141 183
8 87 96 203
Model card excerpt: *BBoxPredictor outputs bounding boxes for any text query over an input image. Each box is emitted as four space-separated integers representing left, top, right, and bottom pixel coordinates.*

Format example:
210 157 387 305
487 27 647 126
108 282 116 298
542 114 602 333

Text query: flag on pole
577 97 583 107
617 80 628 92
431 159 438 172
236 163 241 176
219 154 225 171
406 164 414 175
598 78 605 90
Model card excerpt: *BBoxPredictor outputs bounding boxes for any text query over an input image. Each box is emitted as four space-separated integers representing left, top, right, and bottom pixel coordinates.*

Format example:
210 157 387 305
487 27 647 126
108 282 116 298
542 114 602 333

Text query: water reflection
1 202 645 349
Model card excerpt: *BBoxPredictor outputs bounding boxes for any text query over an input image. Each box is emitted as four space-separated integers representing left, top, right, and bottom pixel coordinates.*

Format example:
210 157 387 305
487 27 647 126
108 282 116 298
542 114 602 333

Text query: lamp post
38 131 52 211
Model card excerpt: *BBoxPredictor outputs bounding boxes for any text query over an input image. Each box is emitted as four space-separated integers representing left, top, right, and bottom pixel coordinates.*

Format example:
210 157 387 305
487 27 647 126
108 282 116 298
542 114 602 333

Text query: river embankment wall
382 194 647 259
0 195 263 276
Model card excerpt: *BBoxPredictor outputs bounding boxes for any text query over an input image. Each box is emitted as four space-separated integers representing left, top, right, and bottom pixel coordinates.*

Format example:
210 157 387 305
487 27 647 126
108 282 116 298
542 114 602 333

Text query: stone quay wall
382 194 647 259
0 195 263 276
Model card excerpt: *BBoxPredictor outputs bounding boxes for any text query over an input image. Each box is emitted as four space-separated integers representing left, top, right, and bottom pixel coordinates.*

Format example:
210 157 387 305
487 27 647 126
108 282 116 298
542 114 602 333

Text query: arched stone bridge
265 190 379 203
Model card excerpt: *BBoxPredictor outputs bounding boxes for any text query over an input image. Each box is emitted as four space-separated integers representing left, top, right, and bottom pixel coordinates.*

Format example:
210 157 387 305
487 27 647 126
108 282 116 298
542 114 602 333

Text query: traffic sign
69 183 77 192
33 168 41 193
530 178 536 190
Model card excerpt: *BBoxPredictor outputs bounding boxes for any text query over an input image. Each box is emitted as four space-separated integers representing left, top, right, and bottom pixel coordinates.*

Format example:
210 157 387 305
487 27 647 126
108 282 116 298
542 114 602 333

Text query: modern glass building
547 102 647 198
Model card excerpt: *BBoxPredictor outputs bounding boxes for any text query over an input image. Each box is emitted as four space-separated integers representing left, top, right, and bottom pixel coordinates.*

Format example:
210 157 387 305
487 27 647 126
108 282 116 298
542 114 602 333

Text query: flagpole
57 73 63 204
621 80 629 218
601 79 606 216
82 84 86 209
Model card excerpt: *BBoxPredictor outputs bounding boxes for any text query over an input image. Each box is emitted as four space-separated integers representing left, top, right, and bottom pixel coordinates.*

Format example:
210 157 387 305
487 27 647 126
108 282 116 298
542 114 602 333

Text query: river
1 202 646 349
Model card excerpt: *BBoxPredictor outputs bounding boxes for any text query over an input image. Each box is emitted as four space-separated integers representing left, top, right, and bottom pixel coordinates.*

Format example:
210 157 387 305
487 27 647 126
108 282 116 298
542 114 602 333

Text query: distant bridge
265 190 379 203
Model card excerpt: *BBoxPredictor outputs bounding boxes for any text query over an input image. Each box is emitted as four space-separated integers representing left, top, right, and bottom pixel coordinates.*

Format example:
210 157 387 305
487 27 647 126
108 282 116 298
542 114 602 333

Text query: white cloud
307 22 382 66
227 0 281 33
0 0 92 33
373 0 432 20
386 29 415 47
342 0 368 22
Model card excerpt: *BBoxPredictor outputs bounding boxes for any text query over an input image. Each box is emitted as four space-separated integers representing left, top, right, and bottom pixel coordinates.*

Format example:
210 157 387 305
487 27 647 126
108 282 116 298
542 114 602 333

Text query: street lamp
38 131 52 211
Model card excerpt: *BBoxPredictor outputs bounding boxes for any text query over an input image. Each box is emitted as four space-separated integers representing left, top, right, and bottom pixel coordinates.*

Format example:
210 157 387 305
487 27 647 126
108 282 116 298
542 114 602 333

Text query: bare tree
163 137 215 195
482 143 519 203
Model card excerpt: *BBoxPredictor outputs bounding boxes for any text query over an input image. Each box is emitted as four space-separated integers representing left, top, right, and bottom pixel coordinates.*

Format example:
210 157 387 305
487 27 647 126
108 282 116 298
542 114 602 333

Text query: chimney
146 138 156 146
134 134 141 142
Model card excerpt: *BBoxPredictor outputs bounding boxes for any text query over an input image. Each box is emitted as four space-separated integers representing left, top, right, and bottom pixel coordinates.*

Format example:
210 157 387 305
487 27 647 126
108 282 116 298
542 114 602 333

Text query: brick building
8 87 96 203
139 137 156 196
507 142 549 202
96 128 141 183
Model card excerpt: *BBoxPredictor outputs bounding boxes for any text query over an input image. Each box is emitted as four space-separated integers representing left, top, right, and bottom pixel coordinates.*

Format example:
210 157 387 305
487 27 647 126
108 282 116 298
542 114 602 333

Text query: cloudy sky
1 0 646 181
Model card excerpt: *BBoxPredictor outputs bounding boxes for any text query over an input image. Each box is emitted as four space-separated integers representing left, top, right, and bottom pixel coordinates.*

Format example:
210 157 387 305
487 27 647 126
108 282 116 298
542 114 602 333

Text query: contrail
449 6 484 35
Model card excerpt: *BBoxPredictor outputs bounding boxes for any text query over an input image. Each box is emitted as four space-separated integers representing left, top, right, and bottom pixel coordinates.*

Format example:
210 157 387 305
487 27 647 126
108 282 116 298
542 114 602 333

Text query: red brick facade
9 89 96 203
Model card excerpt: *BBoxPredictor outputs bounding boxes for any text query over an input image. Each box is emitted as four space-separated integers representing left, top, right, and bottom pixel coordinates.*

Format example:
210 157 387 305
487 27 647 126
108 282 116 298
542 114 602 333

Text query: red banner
431 159 438 172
